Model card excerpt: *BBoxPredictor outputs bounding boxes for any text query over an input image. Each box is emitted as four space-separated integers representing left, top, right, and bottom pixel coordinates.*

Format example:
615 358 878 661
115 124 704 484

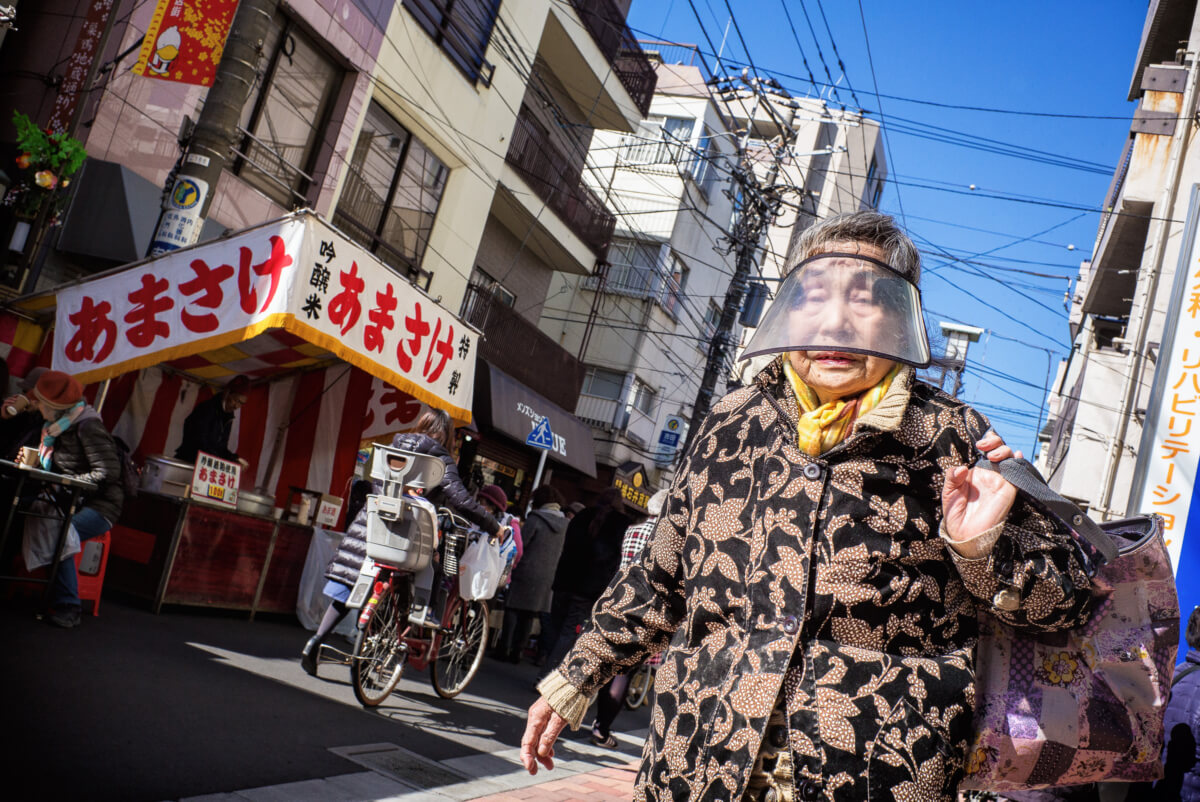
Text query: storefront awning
477 361 598 478
37 211 478 422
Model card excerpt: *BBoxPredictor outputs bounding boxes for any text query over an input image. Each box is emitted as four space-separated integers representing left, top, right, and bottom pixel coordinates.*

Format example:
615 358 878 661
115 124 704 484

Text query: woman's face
31 398 57 422
787 241 898 404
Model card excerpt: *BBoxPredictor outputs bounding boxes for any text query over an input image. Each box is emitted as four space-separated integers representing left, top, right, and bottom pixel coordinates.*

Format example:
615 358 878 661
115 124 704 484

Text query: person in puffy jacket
300 408 499 675
1157 606 1200 801
20 371 124 629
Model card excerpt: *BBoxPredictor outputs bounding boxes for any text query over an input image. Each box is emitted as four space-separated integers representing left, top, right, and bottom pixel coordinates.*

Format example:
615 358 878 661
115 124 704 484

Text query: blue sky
625 0 1148 452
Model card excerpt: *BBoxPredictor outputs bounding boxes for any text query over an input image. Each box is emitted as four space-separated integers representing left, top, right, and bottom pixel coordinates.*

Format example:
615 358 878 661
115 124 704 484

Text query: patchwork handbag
958 456 1180 791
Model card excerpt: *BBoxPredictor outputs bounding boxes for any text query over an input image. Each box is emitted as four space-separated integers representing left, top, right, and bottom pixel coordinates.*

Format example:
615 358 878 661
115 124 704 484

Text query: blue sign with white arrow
526 416 554 450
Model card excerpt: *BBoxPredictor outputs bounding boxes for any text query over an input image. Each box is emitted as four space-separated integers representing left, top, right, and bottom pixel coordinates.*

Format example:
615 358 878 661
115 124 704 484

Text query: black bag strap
1174 662 1200 688
973 454 1120 563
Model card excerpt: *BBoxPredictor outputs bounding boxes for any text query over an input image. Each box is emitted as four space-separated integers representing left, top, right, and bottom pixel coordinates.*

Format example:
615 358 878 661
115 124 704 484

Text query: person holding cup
1 365 47 461
19 371 125 629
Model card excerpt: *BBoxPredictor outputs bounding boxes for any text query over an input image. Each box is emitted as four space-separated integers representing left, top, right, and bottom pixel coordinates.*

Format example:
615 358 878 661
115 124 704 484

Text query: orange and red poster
132 0 238 86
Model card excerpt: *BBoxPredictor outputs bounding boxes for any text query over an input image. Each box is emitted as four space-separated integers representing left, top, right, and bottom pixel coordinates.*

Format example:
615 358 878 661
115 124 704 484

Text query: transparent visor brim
739 255 932 367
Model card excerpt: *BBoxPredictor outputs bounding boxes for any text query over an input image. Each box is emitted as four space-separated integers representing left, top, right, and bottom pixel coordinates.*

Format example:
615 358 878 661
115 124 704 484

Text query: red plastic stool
74 530 111 616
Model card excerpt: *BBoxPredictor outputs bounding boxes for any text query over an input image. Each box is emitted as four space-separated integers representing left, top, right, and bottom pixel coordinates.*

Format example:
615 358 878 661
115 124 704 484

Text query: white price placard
191 451 241 509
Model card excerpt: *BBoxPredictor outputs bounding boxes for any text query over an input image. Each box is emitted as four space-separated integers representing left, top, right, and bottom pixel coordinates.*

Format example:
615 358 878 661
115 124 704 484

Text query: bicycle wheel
624 663 654 710
430 597 488 698
351 578 409 707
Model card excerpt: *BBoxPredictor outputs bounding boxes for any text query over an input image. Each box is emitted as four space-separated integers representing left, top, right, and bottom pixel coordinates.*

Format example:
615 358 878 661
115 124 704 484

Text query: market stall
11 210 478 614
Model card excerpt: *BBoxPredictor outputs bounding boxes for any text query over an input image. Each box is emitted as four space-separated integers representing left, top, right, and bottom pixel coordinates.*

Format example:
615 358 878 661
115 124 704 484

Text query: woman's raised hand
520 697 568 775
941 431 1020 544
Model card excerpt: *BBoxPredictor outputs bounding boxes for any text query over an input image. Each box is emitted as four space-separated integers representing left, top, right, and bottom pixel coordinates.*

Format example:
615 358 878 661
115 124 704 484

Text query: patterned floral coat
538 358 1094 801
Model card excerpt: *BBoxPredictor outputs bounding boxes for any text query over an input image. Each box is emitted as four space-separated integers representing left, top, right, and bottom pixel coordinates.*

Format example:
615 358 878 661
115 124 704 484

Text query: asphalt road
3 593 650 802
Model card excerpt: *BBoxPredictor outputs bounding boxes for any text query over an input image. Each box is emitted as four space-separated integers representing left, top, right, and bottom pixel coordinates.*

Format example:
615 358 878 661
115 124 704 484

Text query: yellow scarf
782 360 901 456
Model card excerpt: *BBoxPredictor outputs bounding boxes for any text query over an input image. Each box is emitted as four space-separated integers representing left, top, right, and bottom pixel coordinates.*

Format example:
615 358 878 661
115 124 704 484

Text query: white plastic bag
458 535 504 601
22 501 81 571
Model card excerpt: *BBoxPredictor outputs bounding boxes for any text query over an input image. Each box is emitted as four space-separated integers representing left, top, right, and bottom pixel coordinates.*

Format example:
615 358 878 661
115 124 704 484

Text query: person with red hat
22 370 125 629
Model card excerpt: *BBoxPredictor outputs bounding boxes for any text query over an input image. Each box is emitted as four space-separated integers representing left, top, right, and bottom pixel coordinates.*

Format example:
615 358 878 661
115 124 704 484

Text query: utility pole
683 75 795 454
147 0 278 257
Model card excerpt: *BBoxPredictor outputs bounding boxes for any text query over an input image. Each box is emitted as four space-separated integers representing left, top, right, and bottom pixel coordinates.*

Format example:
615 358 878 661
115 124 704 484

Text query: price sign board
315 494 343 527
191 451 240 509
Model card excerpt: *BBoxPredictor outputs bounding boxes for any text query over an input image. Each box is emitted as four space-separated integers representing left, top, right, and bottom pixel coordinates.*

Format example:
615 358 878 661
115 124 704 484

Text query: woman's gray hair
790 211 921 284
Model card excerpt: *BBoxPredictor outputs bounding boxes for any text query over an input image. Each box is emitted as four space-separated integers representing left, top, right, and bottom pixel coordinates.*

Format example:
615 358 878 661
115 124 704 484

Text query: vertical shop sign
47 0 117 132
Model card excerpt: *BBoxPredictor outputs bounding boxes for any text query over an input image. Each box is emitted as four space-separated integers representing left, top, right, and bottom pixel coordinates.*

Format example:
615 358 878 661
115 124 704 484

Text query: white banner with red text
52 212 477 421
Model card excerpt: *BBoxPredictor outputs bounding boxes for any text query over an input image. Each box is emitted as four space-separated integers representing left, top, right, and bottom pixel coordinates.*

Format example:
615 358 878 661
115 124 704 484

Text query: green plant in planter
3 111 88 223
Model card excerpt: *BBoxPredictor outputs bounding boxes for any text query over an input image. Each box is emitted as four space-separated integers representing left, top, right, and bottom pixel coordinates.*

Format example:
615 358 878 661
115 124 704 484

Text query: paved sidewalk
468 761 638 801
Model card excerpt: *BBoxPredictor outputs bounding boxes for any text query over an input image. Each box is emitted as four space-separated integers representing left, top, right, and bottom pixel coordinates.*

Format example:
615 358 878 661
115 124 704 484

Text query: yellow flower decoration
1043 651 1079 686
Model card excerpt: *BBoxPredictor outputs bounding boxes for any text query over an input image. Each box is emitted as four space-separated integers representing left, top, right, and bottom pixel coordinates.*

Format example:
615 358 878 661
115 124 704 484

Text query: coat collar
754 355 913 436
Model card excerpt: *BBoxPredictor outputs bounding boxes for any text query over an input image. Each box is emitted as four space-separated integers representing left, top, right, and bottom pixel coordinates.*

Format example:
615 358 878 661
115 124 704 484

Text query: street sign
526 416 554 450
658 415 684 447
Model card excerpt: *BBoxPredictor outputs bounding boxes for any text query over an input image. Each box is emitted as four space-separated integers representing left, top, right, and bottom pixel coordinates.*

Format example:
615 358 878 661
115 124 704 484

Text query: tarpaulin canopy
43 210 478 422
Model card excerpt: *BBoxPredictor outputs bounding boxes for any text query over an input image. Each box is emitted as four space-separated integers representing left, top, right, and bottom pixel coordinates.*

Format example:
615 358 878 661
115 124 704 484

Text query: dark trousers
497 608 538 661
535 591 570 663
546 594 596 670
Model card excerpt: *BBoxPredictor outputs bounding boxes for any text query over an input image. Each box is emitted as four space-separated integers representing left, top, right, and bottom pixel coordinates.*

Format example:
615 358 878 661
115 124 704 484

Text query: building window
660 252 688 318
621 115 695 165
631 378 656 416
865 156 884 209
470 267 515 307
702 301 721 341
334 101 449 286
605 238 661 297
236 14 341 207
403 0 499 84
689 129 722 198
581 366 625 400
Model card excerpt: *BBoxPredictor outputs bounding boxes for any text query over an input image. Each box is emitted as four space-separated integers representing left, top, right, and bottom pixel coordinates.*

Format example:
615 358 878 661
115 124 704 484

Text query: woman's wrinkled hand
520 697 568 775
942 431 1020 543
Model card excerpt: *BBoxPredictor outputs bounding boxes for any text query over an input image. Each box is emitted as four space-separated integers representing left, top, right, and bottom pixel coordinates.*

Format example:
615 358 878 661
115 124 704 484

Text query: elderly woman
520 211 1094 801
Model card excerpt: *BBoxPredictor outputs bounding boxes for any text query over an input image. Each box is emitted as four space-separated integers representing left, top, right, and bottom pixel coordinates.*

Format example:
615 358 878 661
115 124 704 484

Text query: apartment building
1038 0 1200 536
526 49 720 503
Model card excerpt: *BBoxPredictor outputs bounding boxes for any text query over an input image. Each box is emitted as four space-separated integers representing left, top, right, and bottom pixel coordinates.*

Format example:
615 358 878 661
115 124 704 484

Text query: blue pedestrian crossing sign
526 416 554 450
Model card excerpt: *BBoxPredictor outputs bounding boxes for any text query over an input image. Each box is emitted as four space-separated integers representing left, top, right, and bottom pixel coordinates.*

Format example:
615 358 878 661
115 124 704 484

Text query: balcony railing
505 109 616 257
459 283 585 410
566 0 657 116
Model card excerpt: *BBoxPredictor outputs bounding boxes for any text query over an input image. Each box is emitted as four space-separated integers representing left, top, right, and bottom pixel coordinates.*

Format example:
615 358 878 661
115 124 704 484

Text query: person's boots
300 635 323 676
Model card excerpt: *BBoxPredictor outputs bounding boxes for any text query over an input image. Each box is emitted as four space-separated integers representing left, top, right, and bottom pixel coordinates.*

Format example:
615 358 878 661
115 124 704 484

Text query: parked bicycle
339 444 500 708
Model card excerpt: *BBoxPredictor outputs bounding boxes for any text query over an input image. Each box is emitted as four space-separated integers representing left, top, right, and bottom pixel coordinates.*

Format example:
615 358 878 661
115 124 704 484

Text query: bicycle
624 658 656 710
349 509 491 707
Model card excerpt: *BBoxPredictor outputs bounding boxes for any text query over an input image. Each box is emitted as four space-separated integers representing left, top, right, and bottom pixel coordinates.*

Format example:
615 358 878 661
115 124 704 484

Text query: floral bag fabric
959 458 1180 791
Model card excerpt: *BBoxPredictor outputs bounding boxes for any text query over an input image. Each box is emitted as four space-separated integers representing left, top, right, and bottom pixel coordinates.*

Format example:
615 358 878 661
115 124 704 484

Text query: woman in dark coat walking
300 408 500 675
495 484 569 662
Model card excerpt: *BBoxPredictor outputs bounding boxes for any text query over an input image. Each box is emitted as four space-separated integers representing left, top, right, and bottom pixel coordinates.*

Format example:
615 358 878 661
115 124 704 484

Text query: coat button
803 463 822 480
769 724 788 748
780 615 798 634
760 790 777 802
798 779 821 801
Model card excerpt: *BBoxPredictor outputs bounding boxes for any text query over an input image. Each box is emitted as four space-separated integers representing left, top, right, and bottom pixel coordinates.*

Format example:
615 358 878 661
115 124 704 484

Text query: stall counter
106 490 314 616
